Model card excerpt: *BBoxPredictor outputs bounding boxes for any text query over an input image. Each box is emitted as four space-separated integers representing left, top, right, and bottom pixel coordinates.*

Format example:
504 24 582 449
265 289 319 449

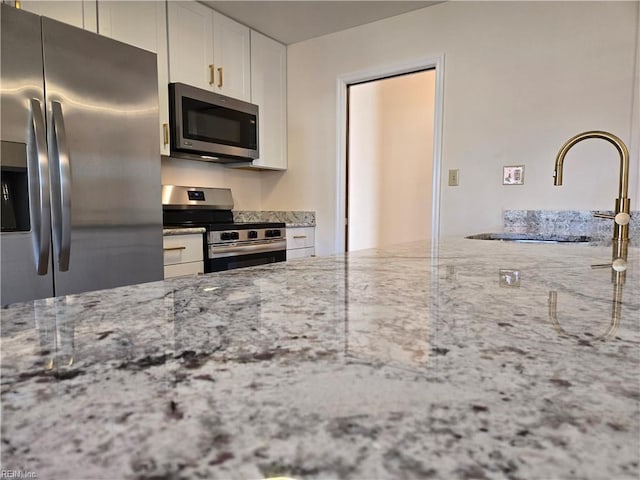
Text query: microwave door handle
48 101 72 272
26 98 52 275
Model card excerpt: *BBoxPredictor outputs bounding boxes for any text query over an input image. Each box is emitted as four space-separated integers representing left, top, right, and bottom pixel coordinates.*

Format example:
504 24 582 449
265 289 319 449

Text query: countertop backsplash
233 210 315 227
504 210 639 246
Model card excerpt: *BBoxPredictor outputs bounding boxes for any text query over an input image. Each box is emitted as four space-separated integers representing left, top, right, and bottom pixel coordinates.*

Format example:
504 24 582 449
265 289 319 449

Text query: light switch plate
448 169 459 186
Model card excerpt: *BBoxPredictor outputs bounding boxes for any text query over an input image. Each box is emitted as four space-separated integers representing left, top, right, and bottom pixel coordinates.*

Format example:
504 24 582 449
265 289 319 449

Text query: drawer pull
163 246 186 251
293 235 307 239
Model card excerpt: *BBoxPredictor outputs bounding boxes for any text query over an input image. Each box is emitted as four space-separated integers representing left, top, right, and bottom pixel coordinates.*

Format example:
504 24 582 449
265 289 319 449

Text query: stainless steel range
162 185 286 272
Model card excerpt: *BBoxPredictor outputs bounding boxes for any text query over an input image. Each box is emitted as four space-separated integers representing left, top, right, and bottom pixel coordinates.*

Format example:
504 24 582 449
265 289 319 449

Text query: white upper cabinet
167 1 214 92
167 1 251 102
212 12 251 102
248 30 287 170
19 1 97 31
97 1 170 155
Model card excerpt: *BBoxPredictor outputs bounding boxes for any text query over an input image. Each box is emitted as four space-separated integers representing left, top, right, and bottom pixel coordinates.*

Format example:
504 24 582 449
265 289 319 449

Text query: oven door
169 82 258 161
206 249 286 273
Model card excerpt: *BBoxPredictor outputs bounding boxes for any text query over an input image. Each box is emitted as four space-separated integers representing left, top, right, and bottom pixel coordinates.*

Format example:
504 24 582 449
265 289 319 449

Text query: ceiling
203 1 440 45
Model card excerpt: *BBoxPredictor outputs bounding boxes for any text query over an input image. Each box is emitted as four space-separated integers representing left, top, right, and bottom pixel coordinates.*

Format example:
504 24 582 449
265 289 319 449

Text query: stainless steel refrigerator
0 5 163 306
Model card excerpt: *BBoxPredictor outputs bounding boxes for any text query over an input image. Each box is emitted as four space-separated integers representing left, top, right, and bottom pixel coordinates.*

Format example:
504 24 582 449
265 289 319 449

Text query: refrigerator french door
0 5 163 306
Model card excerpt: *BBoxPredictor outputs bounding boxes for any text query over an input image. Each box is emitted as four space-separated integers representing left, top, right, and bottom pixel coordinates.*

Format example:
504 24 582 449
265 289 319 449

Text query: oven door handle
209 240 286 258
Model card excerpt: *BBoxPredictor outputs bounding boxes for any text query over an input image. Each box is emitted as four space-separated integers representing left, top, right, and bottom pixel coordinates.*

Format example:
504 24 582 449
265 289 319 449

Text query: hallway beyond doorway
347 69 436 251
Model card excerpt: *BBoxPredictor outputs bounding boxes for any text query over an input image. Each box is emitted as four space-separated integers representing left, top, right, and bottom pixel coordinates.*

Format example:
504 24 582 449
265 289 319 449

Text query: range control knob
230 231 239 240
271 229 281 237
248 230 258 239
220 232 231 241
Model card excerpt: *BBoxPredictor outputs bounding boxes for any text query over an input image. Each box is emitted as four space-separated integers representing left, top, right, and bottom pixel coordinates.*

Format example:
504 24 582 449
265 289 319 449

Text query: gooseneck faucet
553 130 631 245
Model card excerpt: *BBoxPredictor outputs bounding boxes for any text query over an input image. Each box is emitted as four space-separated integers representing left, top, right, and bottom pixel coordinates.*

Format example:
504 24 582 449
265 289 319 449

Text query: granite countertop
1 239 638 480
233 210 316 228
504 210 640 247
162 227 206 236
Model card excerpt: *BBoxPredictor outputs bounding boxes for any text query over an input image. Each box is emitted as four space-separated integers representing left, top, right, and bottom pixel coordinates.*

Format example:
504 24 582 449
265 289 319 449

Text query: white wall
261 1 640 256
348 70 435 251
161 157 262 209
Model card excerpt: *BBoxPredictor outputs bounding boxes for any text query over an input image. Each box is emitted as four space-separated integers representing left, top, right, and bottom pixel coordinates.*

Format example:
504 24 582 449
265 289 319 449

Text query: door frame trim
335 54 445 252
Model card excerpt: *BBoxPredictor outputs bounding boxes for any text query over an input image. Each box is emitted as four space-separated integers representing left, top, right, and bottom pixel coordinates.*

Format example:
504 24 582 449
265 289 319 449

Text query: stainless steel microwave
169 82 258 163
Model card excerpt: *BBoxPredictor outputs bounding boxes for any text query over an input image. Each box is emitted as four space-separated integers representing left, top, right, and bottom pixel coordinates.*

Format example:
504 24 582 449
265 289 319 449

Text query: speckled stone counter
162 227 206 236
233 210 315 227
504 210 640 246
1 239 639 480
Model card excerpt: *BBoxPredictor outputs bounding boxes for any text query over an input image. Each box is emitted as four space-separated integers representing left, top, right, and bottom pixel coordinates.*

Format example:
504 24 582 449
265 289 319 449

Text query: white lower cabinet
163 234 204 279
287 247 315 260
286 227 315 261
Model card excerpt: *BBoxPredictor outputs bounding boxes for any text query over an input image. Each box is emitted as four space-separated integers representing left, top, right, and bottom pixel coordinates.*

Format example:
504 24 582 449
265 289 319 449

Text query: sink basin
466 233 592 244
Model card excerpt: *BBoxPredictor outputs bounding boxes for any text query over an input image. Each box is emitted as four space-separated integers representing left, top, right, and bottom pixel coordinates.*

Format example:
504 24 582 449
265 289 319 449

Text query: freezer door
41 17 163 296
0 5 54 305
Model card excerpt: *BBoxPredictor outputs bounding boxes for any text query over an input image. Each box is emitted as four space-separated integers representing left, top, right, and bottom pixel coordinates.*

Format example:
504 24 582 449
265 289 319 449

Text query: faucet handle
614 212 630 225
612 257 628 271
590 258 627 272
593 211 630 226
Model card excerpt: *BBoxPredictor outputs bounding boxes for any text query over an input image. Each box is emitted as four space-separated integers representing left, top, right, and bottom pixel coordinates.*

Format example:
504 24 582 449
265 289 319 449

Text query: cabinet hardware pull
163 123 169 145
15 0 22 8
164 246 186 251
293 235 307 239
217 67 223 88
209 64 215 85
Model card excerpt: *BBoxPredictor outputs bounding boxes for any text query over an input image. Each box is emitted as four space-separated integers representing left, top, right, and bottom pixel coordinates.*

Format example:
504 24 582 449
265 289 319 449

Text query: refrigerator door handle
26 98 52 275
48 101 72 272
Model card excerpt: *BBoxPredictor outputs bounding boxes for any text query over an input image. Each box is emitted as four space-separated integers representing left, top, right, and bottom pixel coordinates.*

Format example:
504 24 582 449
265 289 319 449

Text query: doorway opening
346 69 437 252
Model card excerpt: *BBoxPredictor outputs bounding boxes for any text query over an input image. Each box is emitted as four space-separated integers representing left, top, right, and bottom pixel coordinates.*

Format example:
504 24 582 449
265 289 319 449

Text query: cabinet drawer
164 262 204 279
163 234 203 266
286 227 315 250
287 247 314 260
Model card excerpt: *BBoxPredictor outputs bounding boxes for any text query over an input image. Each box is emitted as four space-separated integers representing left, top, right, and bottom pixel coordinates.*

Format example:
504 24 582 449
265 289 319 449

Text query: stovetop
162 207 233 226
161 185 285 234
209 222 285 231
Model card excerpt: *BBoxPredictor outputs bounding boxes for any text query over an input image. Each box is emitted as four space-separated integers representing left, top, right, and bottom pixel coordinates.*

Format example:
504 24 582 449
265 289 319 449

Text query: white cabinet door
163 233 204 279
287 247 315 260
164 262 204 279
98 1 170 155
286 227 315 260
248 30 287 170
286 227 315 249
163 234 204 265
167 1 214 91
213 11 251 101
167 2 250 101
20 1 97 31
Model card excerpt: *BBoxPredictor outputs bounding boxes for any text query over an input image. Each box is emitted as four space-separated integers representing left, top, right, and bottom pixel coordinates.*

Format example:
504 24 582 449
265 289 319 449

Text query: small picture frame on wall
503 165 525 185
